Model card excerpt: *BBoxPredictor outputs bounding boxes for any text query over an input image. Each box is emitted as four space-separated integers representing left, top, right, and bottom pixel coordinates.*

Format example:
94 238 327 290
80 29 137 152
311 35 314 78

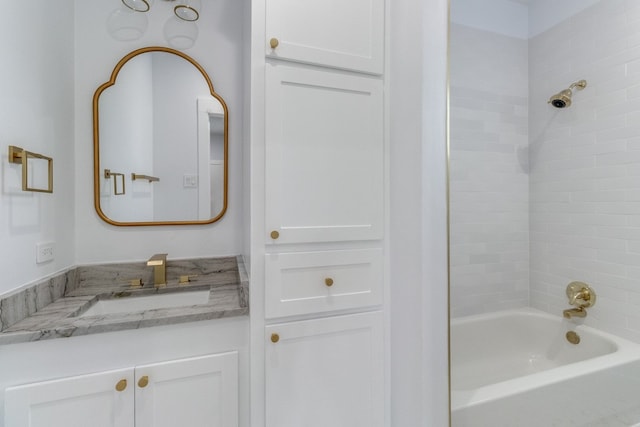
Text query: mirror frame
93 46 229 226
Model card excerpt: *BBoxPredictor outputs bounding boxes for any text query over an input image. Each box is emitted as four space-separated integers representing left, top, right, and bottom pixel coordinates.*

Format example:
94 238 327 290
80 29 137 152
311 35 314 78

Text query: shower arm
568 80 587 91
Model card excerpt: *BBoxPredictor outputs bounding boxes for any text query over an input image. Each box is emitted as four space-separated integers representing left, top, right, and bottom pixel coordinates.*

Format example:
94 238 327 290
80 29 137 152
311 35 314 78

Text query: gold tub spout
563 307 587 319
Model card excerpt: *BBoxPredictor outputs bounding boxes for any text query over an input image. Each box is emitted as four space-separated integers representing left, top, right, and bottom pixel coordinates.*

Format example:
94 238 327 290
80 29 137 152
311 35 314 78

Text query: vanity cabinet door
265 0 384 74
265 64 384 245
265 312 384 427
4 368 134 427
135 352 238 427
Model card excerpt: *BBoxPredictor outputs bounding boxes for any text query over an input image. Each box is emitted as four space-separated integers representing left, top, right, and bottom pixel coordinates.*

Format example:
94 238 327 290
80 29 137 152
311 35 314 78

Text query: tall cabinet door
265 312 384 427
4 368 134 427
265 0 384 74
135 352 238 427
265 64 384 245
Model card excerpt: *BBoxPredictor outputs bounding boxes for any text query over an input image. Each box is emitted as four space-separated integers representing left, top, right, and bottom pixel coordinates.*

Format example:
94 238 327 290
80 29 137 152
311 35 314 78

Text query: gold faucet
563 307 587 319
147 253 168 287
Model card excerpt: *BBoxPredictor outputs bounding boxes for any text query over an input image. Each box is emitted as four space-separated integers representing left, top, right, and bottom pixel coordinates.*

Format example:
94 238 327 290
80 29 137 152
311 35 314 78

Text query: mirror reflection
450 0 640 425
93 47 228 226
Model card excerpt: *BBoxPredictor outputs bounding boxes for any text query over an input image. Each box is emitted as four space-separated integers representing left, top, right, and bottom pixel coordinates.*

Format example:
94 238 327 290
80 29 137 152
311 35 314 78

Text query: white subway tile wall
449 24 530 317
530 0 640 342
451 0 640 342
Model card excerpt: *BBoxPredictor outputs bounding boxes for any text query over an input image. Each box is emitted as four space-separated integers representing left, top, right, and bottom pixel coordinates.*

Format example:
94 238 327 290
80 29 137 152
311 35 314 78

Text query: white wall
74 0 245 264
451 0 528 39
529 0 640 343
449 24 530 317
0 2 76 295
527 0 600 38
390 0 450 424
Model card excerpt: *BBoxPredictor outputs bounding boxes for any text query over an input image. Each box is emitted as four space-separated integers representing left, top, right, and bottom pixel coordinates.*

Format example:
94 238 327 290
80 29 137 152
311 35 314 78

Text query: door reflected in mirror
93 47 228 226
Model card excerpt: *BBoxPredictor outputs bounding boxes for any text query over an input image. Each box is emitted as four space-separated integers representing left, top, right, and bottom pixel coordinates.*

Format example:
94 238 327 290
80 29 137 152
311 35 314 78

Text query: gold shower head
548 79 587 109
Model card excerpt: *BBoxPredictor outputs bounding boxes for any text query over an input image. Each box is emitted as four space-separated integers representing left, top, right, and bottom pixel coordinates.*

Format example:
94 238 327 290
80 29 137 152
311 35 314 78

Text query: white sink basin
79 290 210 317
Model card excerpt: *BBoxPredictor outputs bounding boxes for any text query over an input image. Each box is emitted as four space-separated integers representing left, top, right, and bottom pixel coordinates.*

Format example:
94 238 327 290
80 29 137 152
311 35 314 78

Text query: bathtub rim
450 307 640 411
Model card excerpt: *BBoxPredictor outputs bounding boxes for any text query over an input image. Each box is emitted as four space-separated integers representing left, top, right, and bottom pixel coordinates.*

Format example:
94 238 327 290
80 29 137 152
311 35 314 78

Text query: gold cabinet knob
325 278 334 287
270 230 280 240
138 376 149 388
270 38 279 49
115 379 127 392
271 333 280 343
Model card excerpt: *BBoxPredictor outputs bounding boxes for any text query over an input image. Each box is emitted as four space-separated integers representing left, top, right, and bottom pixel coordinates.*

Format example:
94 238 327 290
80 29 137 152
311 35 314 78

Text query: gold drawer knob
325 278 334 287
270 230 280 240
270 38 279 49
115 379 127 392
271 333 280 343
138 375 149 388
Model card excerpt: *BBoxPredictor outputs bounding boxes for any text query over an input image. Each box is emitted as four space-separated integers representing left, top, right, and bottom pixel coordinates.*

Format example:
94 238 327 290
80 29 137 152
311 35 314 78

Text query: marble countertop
0 256 249 346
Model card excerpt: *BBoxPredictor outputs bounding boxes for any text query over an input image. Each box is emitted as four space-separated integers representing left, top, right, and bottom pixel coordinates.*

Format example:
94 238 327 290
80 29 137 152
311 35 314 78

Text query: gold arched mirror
93 46 228 226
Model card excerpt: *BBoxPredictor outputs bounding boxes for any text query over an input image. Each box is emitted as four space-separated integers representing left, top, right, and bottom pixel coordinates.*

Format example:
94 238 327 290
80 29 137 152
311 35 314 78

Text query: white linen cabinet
254 0 388 425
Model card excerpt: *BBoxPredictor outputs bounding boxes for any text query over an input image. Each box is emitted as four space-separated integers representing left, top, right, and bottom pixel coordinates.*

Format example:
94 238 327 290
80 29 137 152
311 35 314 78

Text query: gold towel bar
8 145 53 193
104 169 126 195
132 173 159 183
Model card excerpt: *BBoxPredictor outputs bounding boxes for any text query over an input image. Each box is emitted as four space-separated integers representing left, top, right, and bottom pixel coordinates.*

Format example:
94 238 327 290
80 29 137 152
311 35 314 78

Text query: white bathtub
451 308 640 426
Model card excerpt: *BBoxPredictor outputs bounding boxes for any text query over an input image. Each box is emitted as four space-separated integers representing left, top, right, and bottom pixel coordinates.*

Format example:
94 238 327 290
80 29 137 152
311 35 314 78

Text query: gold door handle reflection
325 278 334 287
271 333 280 343
115 379 127 392
138 376 149 388
270 38 279 49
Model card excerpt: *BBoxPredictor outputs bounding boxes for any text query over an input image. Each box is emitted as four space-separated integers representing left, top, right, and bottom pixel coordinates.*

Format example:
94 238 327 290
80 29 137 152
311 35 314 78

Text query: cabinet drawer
265 249 383 318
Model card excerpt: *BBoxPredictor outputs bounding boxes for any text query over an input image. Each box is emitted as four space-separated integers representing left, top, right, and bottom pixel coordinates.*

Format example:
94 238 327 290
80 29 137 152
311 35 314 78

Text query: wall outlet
36 242 55 264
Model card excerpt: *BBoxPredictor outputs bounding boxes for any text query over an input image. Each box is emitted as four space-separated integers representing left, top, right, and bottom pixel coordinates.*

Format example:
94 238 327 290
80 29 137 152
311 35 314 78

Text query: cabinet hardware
271 333 280 343
138 376 149 388
325 278 334 287
115 379 127 392
270 230 280 240
270 38 279 49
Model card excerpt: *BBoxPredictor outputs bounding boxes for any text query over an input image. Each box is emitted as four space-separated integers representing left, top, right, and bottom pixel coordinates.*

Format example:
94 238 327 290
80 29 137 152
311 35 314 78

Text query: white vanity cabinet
5 368 134 427
135 352 238 427
265 0 385 74
265 312 384 427
5 352 238 427
264 64 384 245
